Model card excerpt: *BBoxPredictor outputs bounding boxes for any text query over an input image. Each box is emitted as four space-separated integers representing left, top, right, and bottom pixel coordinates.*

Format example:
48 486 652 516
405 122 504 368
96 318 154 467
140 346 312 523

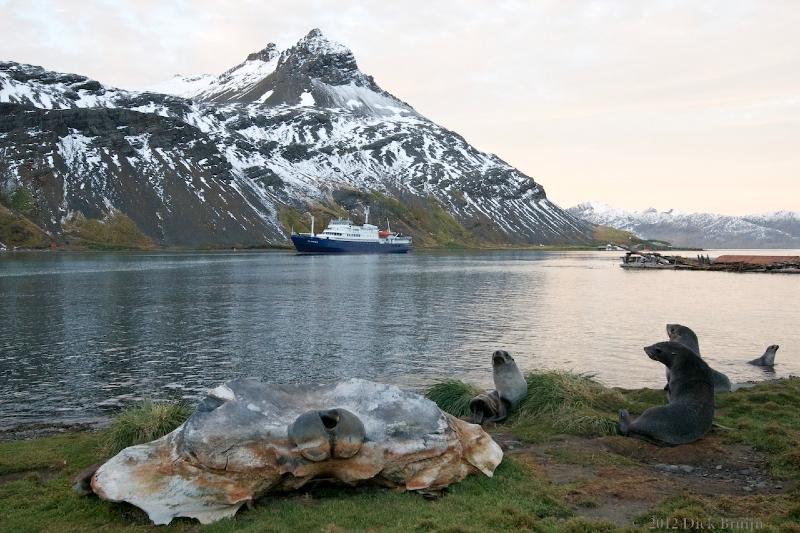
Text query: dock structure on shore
620 252 800 273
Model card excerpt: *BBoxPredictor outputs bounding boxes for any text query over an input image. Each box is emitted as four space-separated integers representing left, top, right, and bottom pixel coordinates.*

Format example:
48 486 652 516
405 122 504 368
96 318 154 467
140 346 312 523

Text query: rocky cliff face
0 29 589 247
569 202 800 249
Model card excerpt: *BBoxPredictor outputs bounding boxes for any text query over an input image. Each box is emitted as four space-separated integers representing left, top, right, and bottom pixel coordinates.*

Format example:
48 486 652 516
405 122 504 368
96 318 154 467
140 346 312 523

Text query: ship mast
364 206 370 225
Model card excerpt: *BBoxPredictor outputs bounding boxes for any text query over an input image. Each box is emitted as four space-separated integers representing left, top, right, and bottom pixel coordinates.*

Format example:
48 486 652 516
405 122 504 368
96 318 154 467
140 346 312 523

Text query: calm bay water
1 249 798 431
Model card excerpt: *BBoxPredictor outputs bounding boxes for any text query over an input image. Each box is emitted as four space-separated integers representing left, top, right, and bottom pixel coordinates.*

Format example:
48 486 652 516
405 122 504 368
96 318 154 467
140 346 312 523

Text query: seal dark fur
666 323 731 393
748 344 779 367
619 341 714 446
469 350 527 424
468 390 505 424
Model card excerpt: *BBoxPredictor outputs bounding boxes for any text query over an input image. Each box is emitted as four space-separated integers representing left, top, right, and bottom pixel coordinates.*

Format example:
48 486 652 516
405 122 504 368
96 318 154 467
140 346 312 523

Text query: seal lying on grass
86 378 503 525
666 323 731 393
748 344 779 367
619 341 714 446
469 350 527 424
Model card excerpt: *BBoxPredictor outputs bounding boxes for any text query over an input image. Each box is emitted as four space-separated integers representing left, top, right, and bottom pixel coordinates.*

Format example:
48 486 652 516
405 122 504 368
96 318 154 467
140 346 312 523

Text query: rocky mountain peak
295 28 351 56
274 28 361 87
246 43 279 63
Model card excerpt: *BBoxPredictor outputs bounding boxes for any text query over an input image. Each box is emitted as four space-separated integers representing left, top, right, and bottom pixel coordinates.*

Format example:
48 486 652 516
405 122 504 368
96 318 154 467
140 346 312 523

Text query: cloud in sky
1 0 798 214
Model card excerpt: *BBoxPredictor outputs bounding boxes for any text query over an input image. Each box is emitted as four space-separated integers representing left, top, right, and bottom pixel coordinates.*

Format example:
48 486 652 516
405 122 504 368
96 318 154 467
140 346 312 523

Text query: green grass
0 432 100 476
592 224 673 250
713 379 800 480
425 380 481 418
0 204 50 248
101 401 192 456
639 493 800 532
63 211 153 249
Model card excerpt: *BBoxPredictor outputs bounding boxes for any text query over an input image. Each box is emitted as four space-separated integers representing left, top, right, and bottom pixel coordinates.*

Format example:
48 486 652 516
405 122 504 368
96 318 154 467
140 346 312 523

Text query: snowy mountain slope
0 29 589 247
144 73 216 100
569 202 800 248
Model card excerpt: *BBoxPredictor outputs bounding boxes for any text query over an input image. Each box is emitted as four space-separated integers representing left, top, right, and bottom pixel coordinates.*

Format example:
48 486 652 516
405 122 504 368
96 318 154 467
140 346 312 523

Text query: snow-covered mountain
569 202 800 249
0 29 589 247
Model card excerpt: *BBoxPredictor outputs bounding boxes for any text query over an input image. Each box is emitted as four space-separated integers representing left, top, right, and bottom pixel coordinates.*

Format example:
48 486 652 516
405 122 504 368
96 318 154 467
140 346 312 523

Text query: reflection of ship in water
291 207 412 254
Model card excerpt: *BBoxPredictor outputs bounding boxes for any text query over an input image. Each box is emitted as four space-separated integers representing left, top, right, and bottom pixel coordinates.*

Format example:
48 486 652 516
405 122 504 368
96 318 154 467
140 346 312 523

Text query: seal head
664 323 731 393
748 344 779 367
492 350 528 408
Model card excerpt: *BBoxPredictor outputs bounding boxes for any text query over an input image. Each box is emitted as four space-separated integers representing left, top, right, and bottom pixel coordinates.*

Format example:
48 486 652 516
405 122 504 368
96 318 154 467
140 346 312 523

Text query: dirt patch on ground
0 466 62 486
596 433 787 496
493 432 793 528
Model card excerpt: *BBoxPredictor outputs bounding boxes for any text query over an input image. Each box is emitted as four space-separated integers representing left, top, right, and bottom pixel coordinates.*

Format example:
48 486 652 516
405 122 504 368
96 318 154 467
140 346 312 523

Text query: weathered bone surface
91 378 503 525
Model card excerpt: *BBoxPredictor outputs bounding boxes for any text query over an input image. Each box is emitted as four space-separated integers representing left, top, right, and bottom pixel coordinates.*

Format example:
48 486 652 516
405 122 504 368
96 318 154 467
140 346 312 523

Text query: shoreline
0 377 786 442
3 244 710 254
1 377 798 531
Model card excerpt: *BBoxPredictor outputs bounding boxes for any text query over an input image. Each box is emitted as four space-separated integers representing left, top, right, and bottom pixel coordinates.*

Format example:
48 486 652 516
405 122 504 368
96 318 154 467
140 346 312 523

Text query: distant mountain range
569 202 800 249
0 29 589 247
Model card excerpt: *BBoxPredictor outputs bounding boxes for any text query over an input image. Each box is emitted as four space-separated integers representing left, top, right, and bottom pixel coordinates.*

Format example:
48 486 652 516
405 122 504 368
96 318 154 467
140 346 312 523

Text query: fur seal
748 344 779 367
619 341 714 446
665 324 732 393
469 350 527 424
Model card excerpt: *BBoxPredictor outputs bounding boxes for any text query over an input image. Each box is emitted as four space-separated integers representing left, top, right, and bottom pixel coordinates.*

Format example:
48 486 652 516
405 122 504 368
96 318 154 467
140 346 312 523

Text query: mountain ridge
0 29 590 247
569 202 800 249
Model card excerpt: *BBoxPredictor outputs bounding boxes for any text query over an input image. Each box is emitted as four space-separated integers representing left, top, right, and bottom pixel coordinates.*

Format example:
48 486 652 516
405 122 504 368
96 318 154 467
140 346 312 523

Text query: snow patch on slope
144 74 216 99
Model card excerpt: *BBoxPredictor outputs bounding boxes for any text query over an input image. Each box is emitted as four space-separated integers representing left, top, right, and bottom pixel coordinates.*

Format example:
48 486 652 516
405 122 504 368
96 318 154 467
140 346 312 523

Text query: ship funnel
311 215 315 236
364 206 370 225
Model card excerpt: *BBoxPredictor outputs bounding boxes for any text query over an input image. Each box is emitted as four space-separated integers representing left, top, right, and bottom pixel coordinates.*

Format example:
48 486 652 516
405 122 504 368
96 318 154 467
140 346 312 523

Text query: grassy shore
1 375 797 532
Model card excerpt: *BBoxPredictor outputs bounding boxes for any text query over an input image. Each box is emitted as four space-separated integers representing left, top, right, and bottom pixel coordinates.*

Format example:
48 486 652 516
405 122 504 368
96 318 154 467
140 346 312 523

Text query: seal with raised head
469 350 527 424
619 341 714 446
665 323 731 393
748 344 779 367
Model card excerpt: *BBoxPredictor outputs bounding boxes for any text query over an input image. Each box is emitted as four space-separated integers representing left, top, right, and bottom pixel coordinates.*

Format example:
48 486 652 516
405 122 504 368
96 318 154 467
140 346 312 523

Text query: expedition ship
290 207 412 254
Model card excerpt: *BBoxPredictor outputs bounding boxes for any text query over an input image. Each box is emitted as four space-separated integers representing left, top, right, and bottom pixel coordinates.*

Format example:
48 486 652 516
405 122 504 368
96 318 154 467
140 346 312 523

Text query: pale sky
1 0 798 215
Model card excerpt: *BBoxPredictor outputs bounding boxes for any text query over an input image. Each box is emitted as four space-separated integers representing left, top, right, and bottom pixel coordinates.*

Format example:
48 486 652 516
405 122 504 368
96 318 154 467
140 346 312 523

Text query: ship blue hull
291 235 411 254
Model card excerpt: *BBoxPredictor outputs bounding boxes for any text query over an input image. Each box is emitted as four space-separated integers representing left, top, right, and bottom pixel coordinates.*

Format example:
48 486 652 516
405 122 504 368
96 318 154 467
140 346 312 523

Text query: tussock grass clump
513 371 629 439
714 377 800 479
425 380 481 418
101 401 191 456
426 371 633 440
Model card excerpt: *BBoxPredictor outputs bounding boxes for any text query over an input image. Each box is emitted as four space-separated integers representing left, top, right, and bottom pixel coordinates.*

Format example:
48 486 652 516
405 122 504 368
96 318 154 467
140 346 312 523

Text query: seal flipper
618 409 630 435
469 407 485 425
72 462 102 496
484 396 510 424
